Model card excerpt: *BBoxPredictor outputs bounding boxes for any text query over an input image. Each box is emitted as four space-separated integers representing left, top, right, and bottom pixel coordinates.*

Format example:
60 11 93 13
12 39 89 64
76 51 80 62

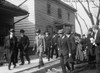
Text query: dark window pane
58 8 62 19
68 12 70 21
47 3 51 15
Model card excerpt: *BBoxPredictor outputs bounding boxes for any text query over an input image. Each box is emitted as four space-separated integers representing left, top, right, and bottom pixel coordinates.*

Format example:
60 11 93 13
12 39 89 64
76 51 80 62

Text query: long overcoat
58 35 70 64
4 35 17 63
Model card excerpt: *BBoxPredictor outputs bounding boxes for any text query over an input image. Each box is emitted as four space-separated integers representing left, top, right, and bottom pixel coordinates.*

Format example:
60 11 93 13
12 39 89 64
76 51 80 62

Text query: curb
15 59 60 73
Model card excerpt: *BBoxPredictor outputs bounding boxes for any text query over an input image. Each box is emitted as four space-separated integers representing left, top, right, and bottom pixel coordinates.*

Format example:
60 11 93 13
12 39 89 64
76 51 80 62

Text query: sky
7 0 98 35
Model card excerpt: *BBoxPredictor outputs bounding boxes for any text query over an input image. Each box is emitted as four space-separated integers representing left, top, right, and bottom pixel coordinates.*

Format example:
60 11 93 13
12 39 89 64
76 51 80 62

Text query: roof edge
54 0 77 12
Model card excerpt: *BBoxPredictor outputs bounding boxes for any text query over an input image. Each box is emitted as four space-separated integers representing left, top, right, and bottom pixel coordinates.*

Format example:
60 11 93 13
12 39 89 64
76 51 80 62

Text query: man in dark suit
86 28 94 66
67 31 76 71
51 32 59 58
44 31 52 61
92 25 100 73
58 29 71 73
4 29 17 70
18 29 30 65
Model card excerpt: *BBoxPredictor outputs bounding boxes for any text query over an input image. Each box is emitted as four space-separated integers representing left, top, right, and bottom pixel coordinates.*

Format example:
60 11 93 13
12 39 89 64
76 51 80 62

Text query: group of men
34 29 76 72
34 30 59 68
4 29 30 70
4 24 100 73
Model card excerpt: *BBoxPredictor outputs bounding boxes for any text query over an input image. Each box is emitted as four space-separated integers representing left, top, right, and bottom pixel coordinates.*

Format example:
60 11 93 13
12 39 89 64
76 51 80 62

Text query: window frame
47 3 51 15
58 8 62 19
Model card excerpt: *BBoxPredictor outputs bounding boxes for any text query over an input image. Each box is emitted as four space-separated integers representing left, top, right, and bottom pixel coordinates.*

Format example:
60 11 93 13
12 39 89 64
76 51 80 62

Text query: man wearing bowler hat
4 29 17 70
18 29 30 65
58 29 71 73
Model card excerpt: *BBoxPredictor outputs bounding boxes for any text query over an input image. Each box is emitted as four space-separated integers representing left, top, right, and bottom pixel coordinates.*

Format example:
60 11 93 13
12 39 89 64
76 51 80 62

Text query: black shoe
48 58 50 61
38 65 40 68
38 64 44 68
14 65 16 68
8 67 11 70
28 61 30 64
20 63 24 65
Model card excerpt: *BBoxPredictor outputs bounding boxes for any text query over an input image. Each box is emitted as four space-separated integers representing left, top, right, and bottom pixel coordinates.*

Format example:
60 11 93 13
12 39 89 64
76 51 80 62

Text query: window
47 3 51 15
68 12 70 21
58 8 62 19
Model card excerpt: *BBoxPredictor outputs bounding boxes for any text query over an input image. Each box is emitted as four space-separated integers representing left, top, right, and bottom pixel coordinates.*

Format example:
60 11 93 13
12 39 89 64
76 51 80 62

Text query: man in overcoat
67 31 76 71
58 29 71 73
51 31 59 58
4 29 17 70
18 29 30 65
86 28 94 66
44 31 52 61
34 29 45 68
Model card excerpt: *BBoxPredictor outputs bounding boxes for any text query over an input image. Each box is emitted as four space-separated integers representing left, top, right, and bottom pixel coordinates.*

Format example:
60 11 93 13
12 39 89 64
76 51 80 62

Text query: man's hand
69 53 71 57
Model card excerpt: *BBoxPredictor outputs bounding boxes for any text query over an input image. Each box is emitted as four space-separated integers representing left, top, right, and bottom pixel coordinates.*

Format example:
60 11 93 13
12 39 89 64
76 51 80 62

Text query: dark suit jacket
86 33 94 56
69 33 76 54
95 30 100 55
44 36 52 48
51 35 58 47
58 35 70 56
19 35 30 51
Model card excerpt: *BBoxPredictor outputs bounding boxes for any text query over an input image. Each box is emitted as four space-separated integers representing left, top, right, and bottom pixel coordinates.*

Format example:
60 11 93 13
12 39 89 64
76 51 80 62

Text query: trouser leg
55 45 58 58
25 51 30 64
51 46 54 58
38 52 44 68
15 49 18 63
96 51 100 73
47 47 50 61
20 51 24 64
60 55 67 73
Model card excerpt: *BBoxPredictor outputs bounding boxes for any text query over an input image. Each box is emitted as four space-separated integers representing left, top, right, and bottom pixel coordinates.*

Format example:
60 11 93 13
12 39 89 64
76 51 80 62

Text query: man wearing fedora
58 29 71 73
18 29 30 65
34 29 44 68
4 29 17 70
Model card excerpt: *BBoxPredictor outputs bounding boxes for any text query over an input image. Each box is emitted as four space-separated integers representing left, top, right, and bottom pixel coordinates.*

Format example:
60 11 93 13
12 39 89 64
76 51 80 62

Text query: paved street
46 63 97 73
0 55 98 73
0 55 60 73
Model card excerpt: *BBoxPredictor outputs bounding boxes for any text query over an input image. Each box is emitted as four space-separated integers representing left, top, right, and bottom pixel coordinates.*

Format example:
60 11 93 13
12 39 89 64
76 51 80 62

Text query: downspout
13 0 29 25
13 13 29 25
18 0 27 7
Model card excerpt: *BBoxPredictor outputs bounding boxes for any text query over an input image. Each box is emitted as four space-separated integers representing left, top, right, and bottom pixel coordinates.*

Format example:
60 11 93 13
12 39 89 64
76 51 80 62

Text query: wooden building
0 0 28 46
8 0 76 46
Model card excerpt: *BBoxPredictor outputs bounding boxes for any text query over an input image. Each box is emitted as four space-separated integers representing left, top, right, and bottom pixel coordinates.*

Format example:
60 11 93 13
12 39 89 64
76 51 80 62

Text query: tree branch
78 0 94 25
75 14 83 35
91 0 99 8
96 0 100 25
77 13 88 30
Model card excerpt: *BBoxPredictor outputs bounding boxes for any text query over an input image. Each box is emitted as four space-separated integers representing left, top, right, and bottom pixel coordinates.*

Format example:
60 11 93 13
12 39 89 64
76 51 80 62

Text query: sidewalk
0 56 60 73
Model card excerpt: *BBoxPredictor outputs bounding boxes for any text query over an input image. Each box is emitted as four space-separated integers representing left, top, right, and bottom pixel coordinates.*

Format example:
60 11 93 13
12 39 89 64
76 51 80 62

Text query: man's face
45 32 48 36
58 33 62 37
36 33 39 36
20 33 24 37
93 28 97 33
10 32 14 36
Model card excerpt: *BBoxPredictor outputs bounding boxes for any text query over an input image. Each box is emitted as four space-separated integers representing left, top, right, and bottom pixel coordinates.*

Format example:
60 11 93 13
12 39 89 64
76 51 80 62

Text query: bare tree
78 0 100 25
77 13 88 30
75 13 83 35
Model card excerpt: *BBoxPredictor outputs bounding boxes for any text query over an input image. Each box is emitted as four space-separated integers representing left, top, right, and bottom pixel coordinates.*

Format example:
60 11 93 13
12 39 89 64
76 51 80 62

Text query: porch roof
0 1 28 17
